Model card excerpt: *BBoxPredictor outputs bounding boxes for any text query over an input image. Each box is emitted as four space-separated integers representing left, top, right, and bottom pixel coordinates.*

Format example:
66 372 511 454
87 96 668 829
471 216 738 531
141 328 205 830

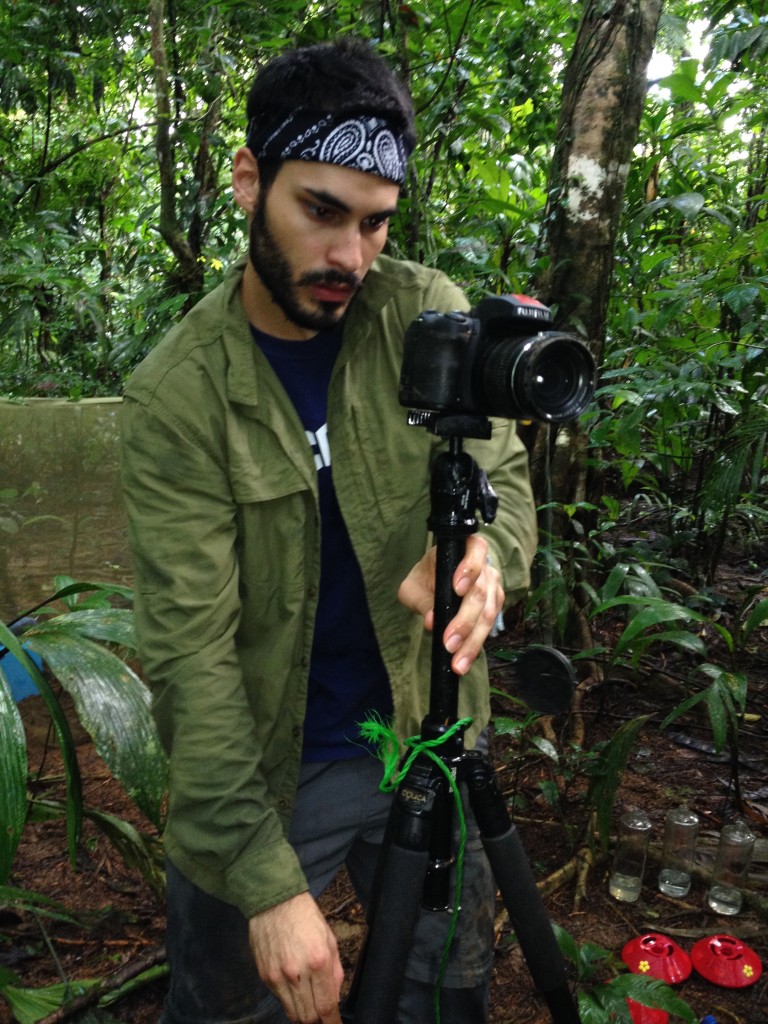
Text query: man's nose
327 228 363 274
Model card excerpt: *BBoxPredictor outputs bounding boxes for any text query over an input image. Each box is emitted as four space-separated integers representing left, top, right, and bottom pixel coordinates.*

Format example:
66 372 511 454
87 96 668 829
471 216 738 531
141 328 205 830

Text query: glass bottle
706 819 755 916
658 806 699 897
609 811 652 902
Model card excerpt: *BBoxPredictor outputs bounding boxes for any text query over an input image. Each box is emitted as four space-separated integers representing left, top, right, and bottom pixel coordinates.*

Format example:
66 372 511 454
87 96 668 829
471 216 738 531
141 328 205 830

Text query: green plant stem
35 945 167 1024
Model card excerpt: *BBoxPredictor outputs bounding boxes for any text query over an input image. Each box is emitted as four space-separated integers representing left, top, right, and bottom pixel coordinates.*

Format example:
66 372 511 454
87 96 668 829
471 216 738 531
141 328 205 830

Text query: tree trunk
529 0 662 507
148 0 204 297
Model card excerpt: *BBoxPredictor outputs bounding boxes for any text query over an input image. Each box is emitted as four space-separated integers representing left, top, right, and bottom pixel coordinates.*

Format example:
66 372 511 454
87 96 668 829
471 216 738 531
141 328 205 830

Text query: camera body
399 294 595 423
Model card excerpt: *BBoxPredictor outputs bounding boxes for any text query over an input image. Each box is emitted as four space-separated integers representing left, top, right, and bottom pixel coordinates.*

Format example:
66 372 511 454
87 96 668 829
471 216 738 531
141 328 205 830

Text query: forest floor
3 554 768 1024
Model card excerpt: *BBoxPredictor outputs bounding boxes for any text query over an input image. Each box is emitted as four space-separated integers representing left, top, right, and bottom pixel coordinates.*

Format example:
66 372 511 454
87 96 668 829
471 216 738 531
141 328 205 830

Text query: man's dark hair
246 37 415 190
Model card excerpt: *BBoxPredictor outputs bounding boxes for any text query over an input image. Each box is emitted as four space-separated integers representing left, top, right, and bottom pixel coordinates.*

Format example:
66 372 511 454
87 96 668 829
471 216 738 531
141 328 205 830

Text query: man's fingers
273 968 342 1024
312 974 344 1024
444 548 504 675
398 536 505 673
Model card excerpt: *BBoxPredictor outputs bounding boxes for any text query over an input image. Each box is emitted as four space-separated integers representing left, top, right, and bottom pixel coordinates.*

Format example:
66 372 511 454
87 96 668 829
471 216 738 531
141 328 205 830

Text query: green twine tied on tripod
358 714 473 1024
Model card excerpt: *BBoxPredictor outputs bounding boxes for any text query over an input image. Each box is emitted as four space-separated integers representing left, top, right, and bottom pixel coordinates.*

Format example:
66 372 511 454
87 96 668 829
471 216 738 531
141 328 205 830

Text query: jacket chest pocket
226 413 317 590
233 487 315 593
234 488 314 650
227 408 314 505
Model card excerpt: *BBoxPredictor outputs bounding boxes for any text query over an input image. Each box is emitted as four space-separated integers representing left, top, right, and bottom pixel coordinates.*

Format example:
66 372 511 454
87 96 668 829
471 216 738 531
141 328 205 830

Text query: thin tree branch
13 122 159 206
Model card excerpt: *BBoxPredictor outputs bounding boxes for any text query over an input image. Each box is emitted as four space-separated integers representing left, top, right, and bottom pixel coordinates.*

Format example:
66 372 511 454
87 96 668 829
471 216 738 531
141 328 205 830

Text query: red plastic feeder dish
627 997 669 1024
691 934 763 988
622 933 692 984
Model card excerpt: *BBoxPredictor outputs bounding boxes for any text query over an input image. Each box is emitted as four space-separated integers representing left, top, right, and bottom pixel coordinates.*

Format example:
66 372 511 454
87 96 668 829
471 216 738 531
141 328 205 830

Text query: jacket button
307 585 318 600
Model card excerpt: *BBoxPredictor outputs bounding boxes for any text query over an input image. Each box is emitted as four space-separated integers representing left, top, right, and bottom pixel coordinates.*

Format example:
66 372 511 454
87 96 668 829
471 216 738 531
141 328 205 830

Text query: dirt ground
3 604 768 1024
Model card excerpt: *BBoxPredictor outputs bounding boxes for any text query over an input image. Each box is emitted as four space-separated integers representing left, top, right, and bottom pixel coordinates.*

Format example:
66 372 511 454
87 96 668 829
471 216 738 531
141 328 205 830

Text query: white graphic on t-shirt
306 423 331 471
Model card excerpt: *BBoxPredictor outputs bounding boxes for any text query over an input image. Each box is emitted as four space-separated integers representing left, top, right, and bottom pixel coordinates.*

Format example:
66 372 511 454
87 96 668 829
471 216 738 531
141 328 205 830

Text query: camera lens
478 332 595 422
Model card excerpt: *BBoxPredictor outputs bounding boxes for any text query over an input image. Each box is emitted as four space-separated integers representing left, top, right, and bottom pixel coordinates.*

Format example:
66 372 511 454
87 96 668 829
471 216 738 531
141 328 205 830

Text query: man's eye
365 215 390 231
307 202 335 221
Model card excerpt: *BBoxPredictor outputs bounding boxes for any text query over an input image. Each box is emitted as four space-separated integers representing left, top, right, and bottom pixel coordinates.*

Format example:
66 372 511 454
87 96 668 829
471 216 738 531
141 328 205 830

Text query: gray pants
161 754 494 1024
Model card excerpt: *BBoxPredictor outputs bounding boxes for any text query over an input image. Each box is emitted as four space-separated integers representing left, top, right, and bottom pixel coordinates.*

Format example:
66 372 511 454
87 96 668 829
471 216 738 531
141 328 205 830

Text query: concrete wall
0 398 131 622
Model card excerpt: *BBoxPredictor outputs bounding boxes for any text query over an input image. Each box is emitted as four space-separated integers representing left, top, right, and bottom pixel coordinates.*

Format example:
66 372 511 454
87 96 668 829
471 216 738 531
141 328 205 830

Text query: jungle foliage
1 2 768 1019
1 0 767 575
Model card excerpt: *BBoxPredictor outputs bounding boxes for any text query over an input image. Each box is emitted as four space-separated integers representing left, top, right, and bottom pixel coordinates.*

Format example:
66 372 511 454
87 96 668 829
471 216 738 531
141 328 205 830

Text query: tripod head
405 409 493 441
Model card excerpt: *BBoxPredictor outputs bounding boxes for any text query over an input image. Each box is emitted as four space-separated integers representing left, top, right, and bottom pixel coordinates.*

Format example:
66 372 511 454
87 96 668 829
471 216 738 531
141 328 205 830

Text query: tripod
342 415 581 1024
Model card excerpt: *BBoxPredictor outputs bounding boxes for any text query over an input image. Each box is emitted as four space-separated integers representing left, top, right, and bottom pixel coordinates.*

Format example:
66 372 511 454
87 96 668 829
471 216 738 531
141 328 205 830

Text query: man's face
246 161 400 337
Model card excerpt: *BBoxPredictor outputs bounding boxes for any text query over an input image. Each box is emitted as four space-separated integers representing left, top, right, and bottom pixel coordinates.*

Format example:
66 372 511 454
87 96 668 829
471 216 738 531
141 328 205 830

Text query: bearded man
121 36 537 1024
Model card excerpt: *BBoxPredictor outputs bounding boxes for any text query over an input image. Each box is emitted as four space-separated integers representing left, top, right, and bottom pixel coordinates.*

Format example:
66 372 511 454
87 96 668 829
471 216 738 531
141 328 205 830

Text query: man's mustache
298 269 363 293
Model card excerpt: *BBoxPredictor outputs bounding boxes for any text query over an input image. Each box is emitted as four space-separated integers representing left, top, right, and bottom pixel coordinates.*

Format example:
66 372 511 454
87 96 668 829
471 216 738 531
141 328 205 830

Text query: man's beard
249 194 362 333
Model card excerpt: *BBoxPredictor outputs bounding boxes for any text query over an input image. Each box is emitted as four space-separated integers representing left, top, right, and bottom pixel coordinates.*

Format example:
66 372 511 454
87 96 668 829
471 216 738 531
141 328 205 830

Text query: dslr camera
399 294 595 424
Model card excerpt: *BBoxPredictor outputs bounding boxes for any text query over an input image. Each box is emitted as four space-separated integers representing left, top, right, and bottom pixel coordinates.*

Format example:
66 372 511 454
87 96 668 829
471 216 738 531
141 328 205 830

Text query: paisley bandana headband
246 110 411 185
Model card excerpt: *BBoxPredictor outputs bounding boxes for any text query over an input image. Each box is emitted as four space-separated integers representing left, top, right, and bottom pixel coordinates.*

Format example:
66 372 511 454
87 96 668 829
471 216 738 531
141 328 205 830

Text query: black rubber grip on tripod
344 844 428 1024
482 826 581 1023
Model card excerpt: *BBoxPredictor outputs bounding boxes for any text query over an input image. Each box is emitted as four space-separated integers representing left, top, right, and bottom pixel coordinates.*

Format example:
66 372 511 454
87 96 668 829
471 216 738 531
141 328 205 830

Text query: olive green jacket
120 253 537 918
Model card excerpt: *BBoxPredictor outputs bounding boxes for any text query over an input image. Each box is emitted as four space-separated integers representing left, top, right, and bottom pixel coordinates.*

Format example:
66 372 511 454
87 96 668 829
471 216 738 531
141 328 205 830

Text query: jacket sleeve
120 394 307 917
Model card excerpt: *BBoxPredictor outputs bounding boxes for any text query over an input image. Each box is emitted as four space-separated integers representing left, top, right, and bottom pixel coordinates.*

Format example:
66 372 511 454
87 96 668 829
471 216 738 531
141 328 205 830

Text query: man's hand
398 534 504 676
249 892 343 1023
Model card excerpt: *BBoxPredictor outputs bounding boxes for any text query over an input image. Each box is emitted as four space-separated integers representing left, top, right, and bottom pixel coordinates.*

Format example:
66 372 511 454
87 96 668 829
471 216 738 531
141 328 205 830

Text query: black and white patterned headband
246 110 412 185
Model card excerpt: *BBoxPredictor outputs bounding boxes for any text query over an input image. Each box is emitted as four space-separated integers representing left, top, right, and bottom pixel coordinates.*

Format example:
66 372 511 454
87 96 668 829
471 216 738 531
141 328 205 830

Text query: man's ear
232 147 260 214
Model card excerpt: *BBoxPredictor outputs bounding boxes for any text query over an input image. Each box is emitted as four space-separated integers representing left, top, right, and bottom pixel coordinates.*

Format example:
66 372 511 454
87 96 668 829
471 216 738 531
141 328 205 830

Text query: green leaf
84 806 165 896
608 974 697 1020
1 979 100 1024
0 623 83 864
577 988 631 1024
599 563 630 601
0 965 20 987
668 192 706 219
530 736 559 762
712 391 742 416
493 715 528 736
14 580 133 622
553 924 613 985
658 73 704 104
704 681 729 752
625 563 662 599
24 628 167 827
492 649 520 664
586 715 652 849
537 779 560 806
660 689 708 731
723 284 760 315
0 665 27 883
553 923 582 966
742 597 768 643
29 607 136 648
0 884 82 924
612 602 702 655
592 596 707 662
636 628 708 658
700 669 747 752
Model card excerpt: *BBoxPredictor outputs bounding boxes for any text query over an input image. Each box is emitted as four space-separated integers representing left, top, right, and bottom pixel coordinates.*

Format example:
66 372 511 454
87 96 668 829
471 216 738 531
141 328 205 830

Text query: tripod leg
343 759 444 1024
464 753 581 1024
343 842 427 1024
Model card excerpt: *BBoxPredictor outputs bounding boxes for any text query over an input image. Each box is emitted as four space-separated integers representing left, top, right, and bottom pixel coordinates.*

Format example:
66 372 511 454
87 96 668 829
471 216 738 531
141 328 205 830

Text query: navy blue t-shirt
252 325 393 760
